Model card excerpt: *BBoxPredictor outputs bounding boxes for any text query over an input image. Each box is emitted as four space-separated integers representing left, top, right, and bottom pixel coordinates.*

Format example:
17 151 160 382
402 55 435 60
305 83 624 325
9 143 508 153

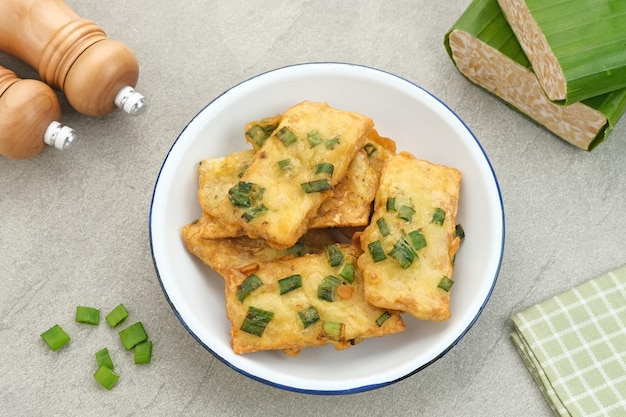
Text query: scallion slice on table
444 0 626 150
76 306 100 325
95 347 114 370
118 322 148 350
105 304 129 328
134 341 153 364
497 0 626 104
40 324 71 351
93 365 120 390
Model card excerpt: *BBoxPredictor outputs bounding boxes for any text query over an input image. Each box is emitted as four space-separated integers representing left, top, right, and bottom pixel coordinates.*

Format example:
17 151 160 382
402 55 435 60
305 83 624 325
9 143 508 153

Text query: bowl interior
150 63 504 394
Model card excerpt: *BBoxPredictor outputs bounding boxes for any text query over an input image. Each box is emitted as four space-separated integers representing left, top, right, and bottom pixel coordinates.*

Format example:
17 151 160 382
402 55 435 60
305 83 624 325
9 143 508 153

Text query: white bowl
149 62 504 394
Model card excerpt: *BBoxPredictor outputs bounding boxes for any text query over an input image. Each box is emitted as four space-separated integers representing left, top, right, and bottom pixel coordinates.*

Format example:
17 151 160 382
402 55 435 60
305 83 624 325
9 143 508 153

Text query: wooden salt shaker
0 65 76 159
0 0 145 117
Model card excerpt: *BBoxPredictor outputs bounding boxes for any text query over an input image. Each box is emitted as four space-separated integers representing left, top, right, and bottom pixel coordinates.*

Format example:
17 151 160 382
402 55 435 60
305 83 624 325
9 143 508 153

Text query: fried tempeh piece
181 218 338 278
226 101 374 248
223 243 405 355
357 152 462 321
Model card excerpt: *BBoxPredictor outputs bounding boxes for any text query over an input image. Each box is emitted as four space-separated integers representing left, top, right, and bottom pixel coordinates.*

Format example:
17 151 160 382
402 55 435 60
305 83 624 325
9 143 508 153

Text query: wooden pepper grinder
0 65 76 159
0 0 145 117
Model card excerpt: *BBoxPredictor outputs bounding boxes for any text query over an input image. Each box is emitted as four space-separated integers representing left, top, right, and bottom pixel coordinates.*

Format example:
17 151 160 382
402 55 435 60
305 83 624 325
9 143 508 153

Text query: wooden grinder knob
0 66 76 159
0 0 145 117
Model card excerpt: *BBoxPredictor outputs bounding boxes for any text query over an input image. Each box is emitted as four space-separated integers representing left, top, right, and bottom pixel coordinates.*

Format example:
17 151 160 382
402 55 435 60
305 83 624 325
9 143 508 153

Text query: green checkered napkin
511 265 626 417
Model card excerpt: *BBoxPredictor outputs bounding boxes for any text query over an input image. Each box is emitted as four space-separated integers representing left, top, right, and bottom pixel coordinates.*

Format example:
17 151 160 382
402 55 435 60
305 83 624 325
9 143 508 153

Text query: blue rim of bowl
149 61 505 395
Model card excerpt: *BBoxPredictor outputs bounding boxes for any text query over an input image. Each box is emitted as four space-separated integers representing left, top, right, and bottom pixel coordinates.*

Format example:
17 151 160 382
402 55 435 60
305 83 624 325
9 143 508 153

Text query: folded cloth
511 265 626 417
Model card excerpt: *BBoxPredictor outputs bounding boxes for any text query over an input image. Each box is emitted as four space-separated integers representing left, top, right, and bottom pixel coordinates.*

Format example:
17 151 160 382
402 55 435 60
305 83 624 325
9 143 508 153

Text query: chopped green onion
307 130 323 147
324 137 340 149
240 306 274 337
409 229 427 251
242 204 268 222
376 217 391 236
301 179 332 194
105 304 129 328
40 324 71 351
455 223 465 240
237 274 264 302
368 240 387 263
228 181 254 208
277 159 291 170
437 276 454 292
376 311 392 327
339 263 355 284
298 306 320 328
364 142 377 157
93 365 119 390
398 205 416 222
246 121 278 147
285 241 306 257
278 274 302 295
96 347 114 370
315 162 334 177
432 207 446 225
389 237 417 269
276 127 298 146
76 306 100 325
326 244 344 267
134 340 153 364
322 321 344 341
386 197 397 211
237 164 248 178
318 275 343 302
118 322 148 350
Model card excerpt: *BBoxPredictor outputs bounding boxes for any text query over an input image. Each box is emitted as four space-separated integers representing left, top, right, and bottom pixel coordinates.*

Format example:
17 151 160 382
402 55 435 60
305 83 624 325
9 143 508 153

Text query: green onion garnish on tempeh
432 208 445 225
301 179 332 194
240 307 274 337
322 321 344 341
324 137 340 149
409 229 427 251
242 204 268 222
276 127 297 146
298 306 320 328
398 205 415 222
386 197 396 212
326 244 344 267
376 217 391 236
228 181 264 208
237 274 263 302
389 237 417 269
307 130 323 147
315 162 334 177
368 240 387 263
318 275 343 302
376 312 392 327
277 159 291 170
438 276 454 292
278 274 302 295
340 263 355 284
